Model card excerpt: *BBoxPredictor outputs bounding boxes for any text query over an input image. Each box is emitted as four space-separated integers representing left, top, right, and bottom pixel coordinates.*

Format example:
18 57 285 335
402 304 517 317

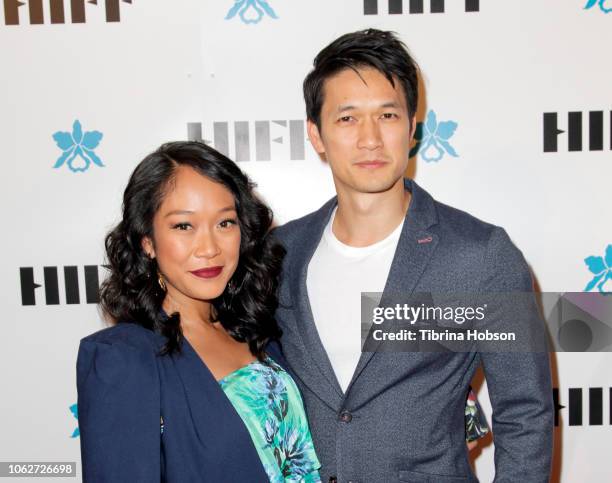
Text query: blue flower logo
52 120 104 173
584 245 612 293
409 110 459 162
69 403 79 438
585 0 612 13
225 0 278 24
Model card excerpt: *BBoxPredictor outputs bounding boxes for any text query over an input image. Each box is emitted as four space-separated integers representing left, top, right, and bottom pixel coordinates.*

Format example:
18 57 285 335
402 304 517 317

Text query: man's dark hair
303 28 419 129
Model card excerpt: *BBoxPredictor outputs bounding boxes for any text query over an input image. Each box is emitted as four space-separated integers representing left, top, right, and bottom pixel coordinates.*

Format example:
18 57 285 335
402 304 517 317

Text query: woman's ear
141 237 155 259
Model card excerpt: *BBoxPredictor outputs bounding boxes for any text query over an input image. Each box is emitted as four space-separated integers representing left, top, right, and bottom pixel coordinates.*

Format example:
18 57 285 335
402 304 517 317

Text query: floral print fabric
465 389 490 442
219 357 321 482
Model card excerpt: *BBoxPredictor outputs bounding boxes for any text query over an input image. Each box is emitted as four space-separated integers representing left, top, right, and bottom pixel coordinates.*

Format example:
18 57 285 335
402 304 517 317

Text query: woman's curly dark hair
99 141 285 358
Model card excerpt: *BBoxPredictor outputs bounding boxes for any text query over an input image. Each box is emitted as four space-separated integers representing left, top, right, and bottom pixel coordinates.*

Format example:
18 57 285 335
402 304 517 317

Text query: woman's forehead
158 167 235 213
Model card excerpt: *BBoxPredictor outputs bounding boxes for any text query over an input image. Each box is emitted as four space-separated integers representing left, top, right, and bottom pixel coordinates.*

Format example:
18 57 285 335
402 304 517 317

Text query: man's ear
141 237 155 259
409 115 417 140
307 120 326 155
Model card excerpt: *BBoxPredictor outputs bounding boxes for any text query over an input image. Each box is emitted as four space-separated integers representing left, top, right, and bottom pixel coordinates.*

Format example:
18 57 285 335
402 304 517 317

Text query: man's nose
357 118 383 150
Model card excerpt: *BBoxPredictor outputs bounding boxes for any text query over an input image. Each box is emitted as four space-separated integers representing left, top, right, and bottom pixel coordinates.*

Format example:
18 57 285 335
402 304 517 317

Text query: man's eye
381 113 399 119
338 116 354 123
172 223 192 231
219 219 238 229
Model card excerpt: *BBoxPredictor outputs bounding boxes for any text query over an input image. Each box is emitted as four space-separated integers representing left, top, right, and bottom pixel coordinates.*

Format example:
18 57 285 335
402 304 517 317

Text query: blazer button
328 478 337 483
339 409 352 423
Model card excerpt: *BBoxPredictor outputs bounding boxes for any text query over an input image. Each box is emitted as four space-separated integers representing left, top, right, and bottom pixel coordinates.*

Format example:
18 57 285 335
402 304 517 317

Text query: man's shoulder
273 213 312 243
273 201 333 247
427 196 532 291
431 197 502 247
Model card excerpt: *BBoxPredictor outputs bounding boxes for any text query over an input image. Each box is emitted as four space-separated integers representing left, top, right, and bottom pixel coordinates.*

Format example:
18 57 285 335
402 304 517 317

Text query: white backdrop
1 0 611 481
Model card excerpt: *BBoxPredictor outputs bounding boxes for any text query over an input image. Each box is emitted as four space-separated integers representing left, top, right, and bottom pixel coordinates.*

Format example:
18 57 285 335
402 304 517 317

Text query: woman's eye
219 218 238 229
172 223 192 231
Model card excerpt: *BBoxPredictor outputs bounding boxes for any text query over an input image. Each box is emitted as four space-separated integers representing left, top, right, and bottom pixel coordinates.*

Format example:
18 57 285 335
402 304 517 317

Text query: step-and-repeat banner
1 1 610 481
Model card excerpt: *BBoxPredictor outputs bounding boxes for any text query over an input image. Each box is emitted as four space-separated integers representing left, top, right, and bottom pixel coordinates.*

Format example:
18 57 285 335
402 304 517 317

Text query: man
274 29 553 482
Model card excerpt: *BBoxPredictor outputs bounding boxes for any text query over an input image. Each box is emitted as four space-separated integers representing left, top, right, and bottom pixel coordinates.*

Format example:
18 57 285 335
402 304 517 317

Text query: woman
77 141 321 482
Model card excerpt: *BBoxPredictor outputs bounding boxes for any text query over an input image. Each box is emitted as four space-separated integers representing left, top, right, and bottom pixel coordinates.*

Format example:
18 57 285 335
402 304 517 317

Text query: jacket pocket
398 470 469 483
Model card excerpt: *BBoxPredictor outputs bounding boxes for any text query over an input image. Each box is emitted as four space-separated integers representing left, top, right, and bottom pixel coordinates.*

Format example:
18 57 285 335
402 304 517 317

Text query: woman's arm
77 328 161 482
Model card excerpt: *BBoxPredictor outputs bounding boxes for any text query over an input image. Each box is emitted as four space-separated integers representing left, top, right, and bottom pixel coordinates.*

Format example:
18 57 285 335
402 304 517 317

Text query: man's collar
314 177 439 233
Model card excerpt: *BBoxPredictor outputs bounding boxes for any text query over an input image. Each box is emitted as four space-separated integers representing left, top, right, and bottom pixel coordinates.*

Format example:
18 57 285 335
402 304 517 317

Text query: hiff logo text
544 111 612 153
20 265 102 306
553 387 612 427
3 0 132 25
187 120 307 162
363 0 480 15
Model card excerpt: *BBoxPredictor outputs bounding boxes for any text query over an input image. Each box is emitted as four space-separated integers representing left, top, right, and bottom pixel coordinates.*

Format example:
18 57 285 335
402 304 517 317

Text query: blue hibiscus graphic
585 0 612 13
225 0 278 24
69 403 79 438
409 110 459 162
52 120 104 173
584 245 612 293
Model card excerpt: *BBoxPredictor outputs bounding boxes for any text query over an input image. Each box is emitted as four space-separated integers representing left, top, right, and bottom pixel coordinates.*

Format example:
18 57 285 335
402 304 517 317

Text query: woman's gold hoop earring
158 272 167 291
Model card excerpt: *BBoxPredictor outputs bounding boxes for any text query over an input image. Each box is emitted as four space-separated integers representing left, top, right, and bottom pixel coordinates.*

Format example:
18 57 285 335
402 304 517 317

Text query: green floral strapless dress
219 357 321 482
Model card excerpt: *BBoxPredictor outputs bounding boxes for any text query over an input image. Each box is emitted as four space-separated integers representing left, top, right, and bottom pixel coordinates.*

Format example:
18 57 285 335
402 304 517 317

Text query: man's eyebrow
335 101 402 113
380 101 402 109
336 104 356 113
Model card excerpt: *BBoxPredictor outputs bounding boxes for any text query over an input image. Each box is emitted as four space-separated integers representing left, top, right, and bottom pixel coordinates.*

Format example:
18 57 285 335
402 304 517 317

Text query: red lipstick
190 266 223 279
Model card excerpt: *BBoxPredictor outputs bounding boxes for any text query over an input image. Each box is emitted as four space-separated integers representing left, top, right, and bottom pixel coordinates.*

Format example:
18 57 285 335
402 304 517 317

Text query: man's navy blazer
273 178 554 483
77 323 286 482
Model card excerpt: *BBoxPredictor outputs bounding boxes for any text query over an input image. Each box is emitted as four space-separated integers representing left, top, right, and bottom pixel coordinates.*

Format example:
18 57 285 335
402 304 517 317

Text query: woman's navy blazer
77 322 284 482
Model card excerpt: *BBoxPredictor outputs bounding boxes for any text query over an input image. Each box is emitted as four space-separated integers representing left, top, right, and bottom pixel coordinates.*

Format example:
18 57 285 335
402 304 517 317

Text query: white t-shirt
306 208 404 392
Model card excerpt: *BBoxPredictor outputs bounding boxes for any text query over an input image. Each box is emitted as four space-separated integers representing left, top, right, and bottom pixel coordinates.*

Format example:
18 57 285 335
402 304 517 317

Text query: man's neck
332 178 411 247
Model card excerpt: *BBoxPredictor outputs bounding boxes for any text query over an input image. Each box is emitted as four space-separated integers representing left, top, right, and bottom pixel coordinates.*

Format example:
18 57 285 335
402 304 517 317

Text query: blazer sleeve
76 329 161 483
478 228 553 483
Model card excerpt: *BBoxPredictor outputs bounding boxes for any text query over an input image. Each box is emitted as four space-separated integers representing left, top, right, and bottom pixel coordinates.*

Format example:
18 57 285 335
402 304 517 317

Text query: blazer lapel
286 198 344 409
346 179 440 392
